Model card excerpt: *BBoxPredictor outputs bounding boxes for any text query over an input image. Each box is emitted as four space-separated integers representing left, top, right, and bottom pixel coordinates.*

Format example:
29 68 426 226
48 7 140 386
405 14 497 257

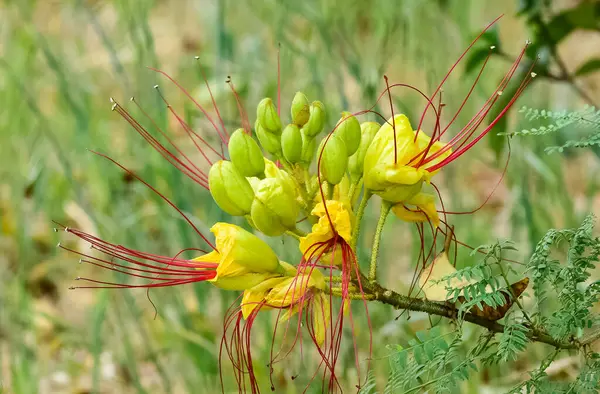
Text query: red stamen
148 67 227 145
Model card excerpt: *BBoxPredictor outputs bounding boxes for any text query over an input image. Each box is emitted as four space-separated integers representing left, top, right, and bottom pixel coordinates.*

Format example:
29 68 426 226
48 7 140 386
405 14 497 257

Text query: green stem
287 228 307 239
369 200 392 282
350 190 372 252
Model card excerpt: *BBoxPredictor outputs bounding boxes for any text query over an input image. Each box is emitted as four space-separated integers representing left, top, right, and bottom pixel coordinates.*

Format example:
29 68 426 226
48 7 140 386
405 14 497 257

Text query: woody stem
330 274 600 350
369 200 392 283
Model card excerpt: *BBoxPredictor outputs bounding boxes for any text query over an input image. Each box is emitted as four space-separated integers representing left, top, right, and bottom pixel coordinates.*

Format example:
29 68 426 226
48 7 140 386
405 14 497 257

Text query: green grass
1 0 598 393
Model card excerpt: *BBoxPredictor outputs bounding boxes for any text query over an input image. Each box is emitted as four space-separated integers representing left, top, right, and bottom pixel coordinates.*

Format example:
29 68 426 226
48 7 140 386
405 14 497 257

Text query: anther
111 103 117 111
130 97 135 102
525 39 531 45
53 228 58 232
497 91 503 96
68 286 76 290
490 45 496 50
78 259 83 264
194 56 200 60
153 85 159 89
56 242 61 248
75 276 81 280
109 97 115 103
531 72 537 78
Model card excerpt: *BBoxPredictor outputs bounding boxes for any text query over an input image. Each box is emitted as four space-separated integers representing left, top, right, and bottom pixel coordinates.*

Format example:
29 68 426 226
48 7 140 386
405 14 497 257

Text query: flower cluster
60 18 536 393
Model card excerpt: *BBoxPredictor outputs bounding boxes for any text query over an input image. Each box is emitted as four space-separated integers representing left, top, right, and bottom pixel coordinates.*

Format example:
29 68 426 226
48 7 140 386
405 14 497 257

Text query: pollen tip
525 39 532 45
64 227 69 232
111 103 117 111
53 228 58 232
490 45 496 50
130 97 135 102
497 91 503 96
153 84 159 89
194 55 200 60
109 97 115 103
531 72 537 78
75 276 81 280
78 259 83 264
56 242 61 247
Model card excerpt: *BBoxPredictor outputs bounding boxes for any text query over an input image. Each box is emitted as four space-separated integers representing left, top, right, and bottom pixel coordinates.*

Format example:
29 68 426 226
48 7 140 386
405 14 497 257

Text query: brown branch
353 278 600 350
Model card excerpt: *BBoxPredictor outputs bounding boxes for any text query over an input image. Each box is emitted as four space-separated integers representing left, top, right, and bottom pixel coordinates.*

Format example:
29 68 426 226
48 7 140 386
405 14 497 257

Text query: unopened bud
291 91 310 126
302 101 326 137
251 177 299 236
348 121 380 181
255 120 281 155
335 112 361 156
318 134 348 185
257 98 282 134
208 160 254 216
300 129 317 165
281 124 302 163
228 128 265 177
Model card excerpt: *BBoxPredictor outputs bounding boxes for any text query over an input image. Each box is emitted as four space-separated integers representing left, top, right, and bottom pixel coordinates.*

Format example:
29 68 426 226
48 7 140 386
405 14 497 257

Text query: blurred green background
1 0 599 393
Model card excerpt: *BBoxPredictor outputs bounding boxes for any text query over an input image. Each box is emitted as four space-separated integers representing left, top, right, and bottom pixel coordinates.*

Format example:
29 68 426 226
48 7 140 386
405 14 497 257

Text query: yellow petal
193 250 221 263
211 222 280 273
312 292 330 346
240 277 286 319
392 192 440 227
210 272 279 291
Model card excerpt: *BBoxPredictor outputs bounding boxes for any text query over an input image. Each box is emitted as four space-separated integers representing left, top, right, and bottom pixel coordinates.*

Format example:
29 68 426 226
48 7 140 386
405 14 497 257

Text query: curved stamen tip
53 228 58 232
490 45 496 50
64 227 69 232
194 55 200 60
109 97 115 103
130 97 135 102
525 39 532 45
75 276 81 280
78 259 83 264
531 72 537 78
111 103 117 111
497 91 503 96
56 242 61 248
153 84 159 89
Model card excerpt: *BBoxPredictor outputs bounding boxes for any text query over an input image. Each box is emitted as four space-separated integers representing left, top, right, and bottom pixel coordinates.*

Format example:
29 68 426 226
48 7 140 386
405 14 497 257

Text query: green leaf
575 58 600 77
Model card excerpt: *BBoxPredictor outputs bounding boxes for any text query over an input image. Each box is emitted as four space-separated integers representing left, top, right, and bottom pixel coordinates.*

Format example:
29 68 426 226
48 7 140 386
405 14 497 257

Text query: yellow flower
194 223 285 290
363 114 451 226
299 200 353 264
240 266 331 345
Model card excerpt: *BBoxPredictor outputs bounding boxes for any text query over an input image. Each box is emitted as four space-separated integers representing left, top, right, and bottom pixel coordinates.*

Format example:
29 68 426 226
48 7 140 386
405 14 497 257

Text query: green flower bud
251 177 299 236
291 91 310 126
208 160 254 216
302 101 326 137
281 124 302 163
318 133 348 185
228 128 265 177
300 129 317 165
335 112 361 156
257 98 282 134
348 121 381 181
255 120 281 155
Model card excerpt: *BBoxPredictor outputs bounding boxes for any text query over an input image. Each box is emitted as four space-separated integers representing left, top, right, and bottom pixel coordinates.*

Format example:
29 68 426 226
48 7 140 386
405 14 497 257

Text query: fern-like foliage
514 105 600 153
526 214 600 341
379 327 480 394
489 320 529 364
